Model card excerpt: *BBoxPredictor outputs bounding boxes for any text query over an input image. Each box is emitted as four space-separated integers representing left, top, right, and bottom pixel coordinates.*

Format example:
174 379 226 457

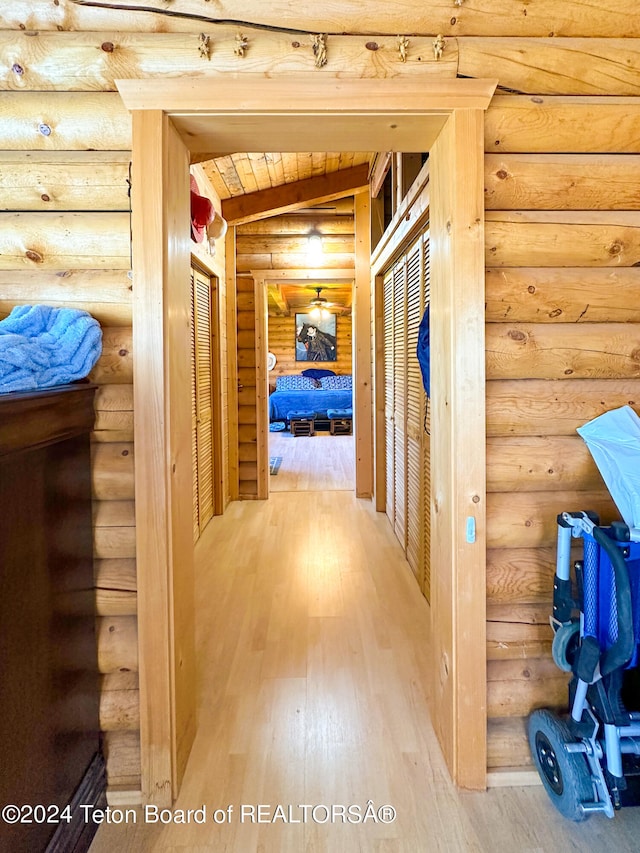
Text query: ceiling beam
222 164 370 225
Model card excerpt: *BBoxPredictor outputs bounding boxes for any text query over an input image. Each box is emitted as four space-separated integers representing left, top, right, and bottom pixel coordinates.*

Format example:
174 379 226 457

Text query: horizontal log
0 268 132 301
485 211 640 267
459 38 640 96
487 489 617 549
93 383 134 433
487 622 552 662
237 254 355 272
102 730 140 788
487 717 532 769
96 588 137 616
485 267 640 323
93 499 135 527
484 154 640 211
238 215 354 236
3 1 639 37
91 441 135 501
486 435 604 492
0 92 131 150
0 30 456 91
0 298 130 327
94 558 137 591
100 687 140 731
97 615 138 673
486 322 640 381
0 212 130 269
90 327 133 384
0 151 131 211
237 235 354 254
486 95 640 154
486 379 640 436
94 524 136 559
486 547 556 605
488 657 569 718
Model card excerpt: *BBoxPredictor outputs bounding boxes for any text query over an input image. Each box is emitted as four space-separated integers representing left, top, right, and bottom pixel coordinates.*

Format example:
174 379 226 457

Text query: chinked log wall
1 0 640 788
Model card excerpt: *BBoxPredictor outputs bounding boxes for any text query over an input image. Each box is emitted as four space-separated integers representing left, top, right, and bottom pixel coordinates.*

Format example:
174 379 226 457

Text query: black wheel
528 709 593 821
552 621 581 672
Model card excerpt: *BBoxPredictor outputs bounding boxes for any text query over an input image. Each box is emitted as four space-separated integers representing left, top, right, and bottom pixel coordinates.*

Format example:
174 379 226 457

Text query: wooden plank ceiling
202 152 370 318
201 151 371 200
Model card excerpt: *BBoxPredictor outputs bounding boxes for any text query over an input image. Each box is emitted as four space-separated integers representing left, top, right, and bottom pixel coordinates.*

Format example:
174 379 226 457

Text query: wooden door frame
118 75 496 805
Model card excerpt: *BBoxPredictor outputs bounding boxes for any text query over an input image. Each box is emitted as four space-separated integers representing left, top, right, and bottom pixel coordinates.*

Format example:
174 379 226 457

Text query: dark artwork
295 313 337 362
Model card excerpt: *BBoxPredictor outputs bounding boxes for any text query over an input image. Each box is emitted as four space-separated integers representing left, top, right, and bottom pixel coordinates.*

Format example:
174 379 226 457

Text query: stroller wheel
528 709 593 821
552 621 580 672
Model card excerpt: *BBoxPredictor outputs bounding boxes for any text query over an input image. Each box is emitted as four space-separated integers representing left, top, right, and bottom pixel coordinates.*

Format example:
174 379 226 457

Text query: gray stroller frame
529 510 640 820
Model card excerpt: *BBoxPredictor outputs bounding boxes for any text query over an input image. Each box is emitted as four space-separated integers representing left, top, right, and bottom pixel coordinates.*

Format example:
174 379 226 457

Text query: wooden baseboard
486 767 542 788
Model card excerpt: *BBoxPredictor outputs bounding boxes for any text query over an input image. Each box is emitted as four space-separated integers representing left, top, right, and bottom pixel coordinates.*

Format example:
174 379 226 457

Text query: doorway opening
118 75 495 805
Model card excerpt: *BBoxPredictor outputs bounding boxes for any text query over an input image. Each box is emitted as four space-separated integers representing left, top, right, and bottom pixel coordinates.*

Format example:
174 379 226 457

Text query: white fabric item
577 405 640 528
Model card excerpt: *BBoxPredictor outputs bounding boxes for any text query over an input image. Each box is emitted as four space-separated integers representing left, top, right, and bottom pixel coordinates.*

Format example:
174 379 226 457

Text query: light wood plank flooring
269 430 354 492
91 492 640 852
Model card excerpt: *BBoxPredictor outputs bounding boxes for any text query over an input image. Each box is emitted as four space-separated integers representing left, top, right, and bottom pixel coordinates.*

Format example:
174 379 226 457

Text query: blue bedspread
269 388 352 421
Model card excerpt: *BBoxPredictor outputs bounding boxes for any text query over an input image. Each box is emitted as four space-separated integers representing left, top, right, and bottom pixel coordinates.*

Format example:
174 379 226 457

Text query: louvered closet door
190 275 200 542
405 236 424 579
421 235 432 601
393 258 408 548
192 266 214 536
383 267 395 524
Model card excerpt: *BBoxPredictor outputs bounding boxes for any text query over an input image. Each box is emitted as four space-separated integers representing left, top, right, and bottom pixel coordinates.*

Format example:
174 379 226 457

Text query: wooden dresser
0 384 106 853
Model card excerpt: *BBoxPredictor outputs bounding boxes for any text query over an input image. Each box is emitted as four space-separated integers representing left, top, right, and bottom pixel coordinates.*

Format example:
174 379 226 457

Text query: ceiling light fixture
308 287 332 321
307 230 323 264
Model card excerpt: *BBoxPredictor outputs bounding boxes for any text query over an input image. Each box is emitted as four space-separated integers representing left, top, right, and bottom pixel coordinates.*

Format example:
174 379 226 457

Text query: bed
268 373 352 423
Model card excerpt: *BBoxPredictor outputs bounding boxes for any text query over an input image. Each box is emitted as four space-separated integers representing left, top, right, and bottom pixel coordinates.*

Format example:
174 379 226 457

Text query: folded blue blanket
0 304 103 393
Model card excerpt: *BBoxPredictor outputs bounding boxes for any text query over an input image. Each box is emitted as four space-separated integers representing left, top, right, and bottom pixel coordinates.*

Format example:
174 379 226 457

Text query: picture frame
295 313 337 362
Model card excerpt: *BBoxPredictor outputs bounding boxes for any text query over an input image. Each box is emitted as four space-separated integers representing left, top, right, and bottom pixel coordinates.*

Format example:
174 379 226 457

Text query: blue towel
0 304 103 393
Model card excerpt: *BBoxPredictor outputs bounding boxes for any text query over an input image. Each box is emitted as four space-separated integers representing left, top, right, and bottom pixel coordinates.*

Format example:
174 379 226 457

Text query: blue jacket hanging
416 305 430 398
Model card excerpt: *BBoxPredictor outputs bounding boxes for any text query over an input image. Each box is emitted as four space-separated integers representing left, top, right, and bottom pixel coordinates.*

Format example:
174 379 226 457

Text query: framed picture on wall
295 313 337 362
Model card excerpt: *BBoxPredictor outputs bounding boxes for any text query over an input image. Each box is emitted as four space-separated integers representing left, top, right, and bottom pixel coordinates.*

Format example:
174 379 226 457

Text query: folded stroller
529 406 640 820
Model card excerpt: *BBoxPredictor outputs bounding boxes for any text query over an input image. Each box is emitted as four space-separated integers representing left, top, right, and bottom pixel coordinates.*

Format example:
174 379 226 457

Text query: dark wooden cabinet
0 384 105 853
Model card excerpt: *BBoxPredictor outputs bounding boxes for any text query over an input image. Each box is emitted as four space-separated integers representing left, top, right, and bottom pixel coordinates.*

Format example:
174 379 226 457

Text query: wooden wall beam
223 165 369 225
485 211 640 267
0 212 130 269
0 151 131 211
487 490 617 549
485 154 640 211
354 191 373 499
0 30 456 91
486 378 640 436
486 435 604 493
459 38 640 96
486 322 640 381
486 96 640 153
0 93 131 150
485 267 640 323
2 3 639 37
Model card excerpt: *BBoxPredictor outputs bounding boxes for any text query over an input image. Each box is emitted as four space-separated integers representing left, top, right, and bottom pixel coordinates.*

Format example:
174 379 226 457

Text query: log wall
2 0 640 789
484 96 640 774
268 314 352 379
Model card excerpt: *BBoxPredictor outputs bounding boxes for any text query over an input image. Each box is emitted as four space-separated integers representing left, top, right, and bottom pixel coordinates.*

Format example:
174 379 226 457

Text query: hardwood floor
91 492 640 852
269 429 354 492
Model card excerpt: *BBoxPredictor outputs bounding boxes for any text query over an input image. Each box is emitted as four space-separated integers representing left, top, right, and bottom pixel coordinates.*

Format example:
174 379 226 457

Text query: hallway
91 492 640 852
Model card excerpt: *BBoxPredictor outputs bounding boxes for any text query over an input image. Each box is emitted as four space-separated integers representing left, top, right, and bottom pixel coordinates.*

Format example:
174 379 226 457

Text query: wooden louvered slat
190 273 200 543
194 269 214 531
422 234 432 601
393 258 407 548
405 236 424 577
384 267 395 525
